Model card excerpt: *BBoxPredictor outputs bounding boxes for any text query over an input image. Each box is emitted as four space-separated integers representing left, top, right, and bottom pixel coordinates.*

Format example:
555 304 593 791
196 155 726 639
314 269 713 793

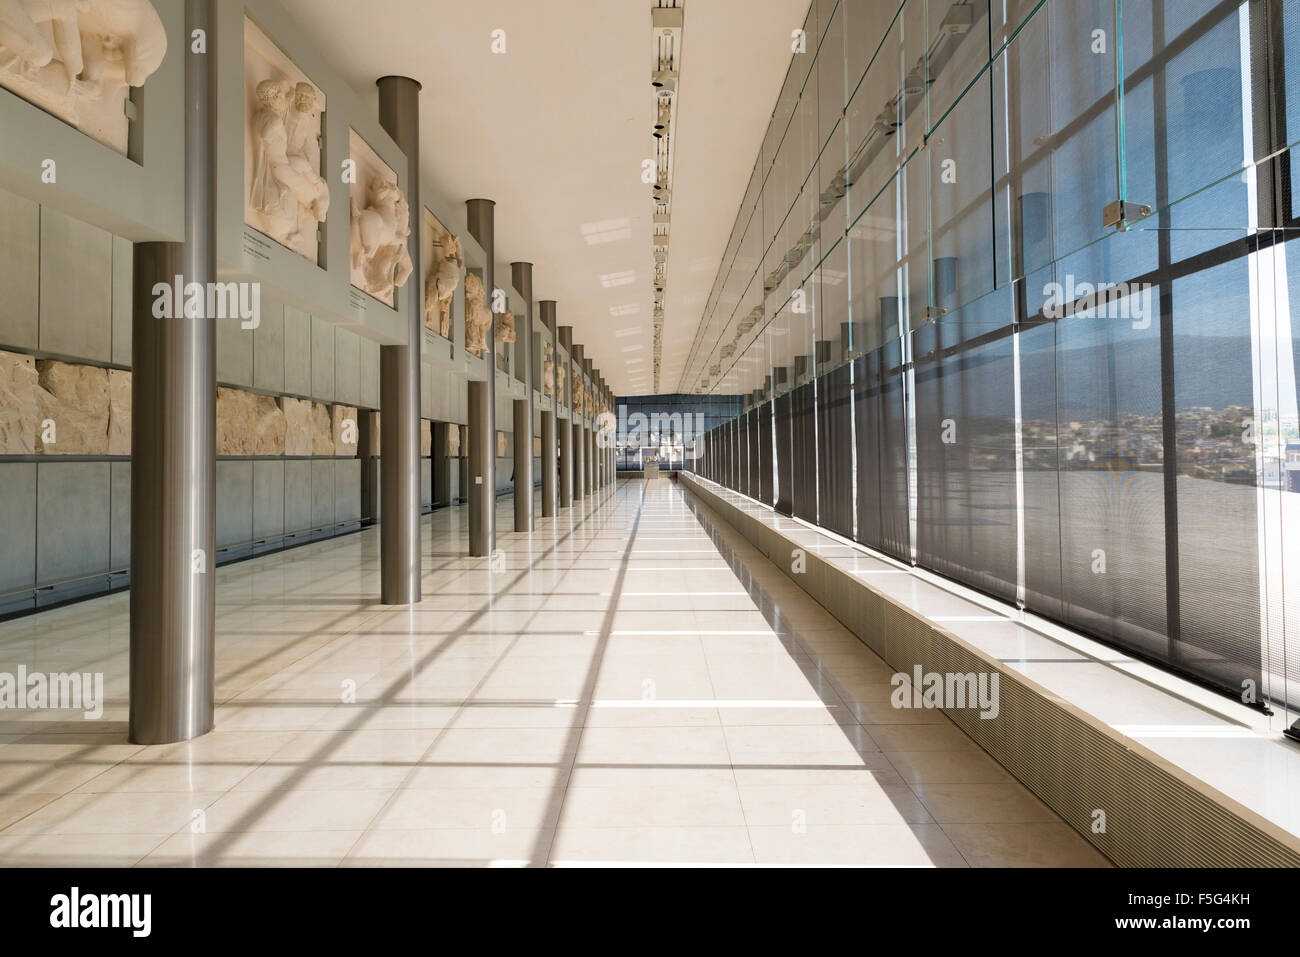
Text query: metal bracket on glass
1102 199 1153 231
1286 719 1300 745
923 306 948 323
940 4 975 36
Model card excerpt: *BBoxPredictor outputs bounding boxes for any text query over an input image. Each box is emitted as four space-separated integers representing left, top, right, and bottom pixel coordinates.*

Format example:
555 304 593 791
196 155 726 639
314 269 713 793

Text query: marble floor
0 478 1107 867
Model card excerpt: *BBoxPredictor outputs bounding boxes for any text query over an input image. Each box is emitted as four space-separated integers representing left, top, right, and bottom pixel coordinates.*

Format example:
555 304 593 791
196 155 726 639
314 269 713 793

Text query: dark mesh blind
758 401 774 506
775 392 794 516
791 381 818 523
816 365 854 538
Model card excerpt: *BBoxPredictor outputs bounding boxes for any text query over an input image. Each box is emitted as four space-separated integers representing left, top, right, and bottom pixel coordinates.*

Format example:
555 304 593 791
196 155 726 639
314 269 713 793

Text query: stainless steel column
377 76 423 603
583 358 595 497
572 417 585 503
593 369 604 490
557 325 574 508
510 262 534 533
466 200 496 557
539 301 558 517
432 422 452 507
601 378 612 487
571 343 585 502
129 0 217 745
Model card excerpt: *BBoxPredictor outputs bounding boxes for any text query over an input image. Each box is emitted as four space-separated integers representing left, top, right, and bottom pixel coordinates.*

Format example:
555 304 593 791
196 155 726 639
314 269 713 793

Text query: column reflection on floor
0 478 1106 867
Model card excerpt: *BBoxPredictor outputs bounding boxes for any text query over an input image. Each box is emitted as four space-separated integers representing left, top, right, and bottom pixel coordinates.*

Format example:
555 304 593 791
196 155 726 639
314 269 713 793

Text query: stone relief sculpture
422 210 462 339
542 343 554 398
0 351 131 454
217 387 286 456
349 129 412 307
496 309 516 345
350 176 413 304
571 371 585 416
332 405 358 458
0 0 166 154
463 271 492 358
280 397 314 456
248 78 329 260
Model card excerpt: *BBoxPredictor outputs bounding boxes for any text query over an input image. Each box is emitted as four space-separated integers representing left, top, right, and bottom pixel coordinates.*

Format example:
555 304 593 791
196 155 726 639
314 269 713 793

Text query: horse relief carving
496 308 516 345
350 176 414 304
424 232 462 338
0 0 167 154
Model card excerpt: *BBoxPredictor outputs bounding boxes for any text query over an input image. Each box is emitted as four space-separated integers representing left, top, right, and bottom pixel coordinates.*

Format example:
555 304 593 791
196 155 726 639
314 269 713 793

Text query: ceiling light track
647 0 683 393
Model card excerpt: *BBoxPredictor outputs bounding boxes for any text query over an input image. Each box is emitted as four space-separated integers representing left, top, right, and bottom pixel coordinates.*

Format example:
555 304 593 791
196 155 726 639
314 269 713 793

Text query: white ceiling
279 0 808 396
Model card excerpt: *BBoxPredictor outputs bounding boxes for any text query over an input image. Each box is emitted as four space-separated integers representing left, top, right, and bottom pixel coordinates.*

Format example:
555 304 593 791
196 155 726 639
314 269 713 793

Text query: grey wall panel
284 306 311 397
109 461 130 570
215 460 253 549
253 300 286 394
311 316 335 401
0 463 36 593
216 316 253 387
335 327 360 406
284 459 312 533
360 337 380 409
0 190 39 351
253 459 285 540
311 458 334 528
39 207 111 362
335 459 361 522
421 362 433 417
421 458 432 508
110 235 132 366
36 461 109 583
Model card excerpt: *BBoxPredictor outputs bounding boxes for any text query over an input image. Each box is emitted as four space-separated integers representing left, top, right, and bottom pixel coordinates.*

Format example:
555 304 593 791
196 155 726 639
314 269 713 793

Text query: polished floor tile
0 480 1106 867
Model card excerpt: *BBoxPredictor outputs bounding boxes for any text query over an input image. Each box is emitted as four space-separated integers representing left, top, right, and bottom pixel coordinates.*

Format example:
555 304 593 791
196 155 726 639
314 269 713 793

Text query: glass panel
843 1 927 226
791 380 819 521
926 0 992 129
759 400 775 506
991 0 1121 289
817 362 855 537
930 71 995 312
1122 0 1256 219
775 391 795 515
912 286 1019 602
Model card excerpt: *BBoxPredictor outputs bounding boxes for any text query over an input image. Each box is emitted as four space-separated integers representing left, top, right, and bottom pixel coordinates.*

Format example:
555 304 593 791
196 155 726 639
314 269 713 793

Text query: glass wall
683 0 1300 717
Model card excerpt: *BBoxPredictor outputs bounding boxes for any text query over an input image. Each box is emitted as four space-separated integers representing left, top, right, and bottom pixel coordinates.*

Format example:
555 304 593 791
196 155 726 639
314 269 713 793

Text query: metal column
572 343 586 503
595 366 603 488
539 301 558 517
129 0 217 745
432 422 452 507
557 325 574 508
466 199 496 557
377 75 423 604
510 262 534 532
583 358 595 497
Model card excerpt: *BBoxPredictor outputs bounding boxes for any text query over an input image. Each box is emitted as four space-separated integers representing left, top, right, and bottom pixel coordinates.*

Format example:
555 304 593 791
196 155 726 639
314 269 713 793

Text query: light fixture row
648 2 683 392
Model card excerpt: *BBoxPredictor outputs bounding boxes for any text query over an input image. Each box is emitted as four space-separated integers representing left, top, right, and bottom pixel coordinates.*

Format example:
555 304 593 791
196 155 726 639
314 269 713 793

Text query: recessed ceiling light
581 218 633 245
609 304 640 317
600 271 636 288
